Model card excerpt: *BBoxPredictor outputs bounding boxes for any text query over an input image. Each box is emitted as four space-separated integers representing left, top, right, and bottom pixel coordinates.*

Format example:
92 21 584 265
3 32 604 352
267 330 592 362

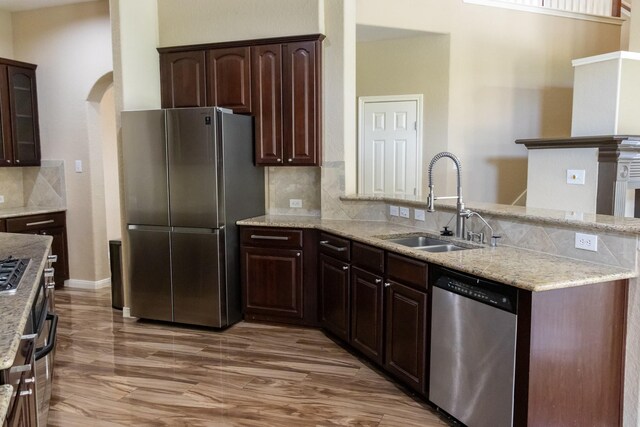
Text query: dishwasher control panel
433 268 518 314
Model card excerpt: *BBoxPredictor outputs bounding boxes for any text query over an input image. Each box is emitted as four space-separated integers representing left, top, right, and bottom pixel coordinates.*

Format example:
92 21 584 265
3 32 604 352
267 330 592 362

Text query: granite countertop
237 215 636 292
0 385 11 423
0 206 65 220
0 233 52 371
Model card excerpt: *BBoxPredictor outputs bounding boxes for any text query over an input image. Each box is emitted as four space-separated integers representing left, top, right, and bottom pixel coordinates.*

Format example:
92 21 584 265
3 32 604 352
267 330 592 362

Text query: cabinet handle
342 265 349 271
277 158 282 163
15 159 20 164
46 282 56 290
384 282 391 288
288 158 293 163
19 389 32 397
319 241 347 252
250 235 289 241
23 377 35 384
26 219 54 227
296 252 301 257
44 267 54 278
375 279 382 284
5 160 10 164
48 255 58 263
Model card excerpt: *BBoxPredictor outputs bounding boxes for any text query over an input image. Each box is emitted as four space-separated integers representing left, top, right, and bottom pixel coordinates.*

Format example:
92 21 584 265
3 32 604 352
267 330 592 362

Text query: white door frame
358 94 424 197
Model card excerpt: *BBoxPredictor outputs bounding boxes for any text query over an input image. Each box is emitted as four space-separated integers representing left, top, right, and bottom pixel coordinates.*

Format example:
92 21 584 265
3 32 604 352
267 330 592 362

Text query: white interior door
360 98 420 197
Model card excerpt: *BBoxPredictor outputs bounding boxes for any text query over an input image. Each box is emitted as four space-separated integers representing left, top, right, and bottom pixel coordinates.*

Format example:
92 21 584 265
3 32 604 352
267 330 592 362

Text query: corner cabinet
0 58 41 167
158 34 323 167
240 226 318 326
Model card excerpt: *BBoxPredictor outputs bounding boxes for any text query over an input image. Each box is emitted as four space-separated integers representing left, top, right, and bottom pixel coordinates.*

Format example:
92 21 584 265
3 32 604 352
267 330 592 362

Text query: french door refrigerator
122 107 264 328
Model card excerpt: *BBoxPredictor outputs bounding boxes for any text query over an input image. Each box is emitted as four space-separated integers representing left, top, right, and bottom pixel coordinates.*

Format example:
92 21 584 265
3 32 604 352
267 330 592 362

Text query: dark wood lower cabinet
350 266 384 365
384 280 427 396
242 246 303 320
5 211 69 288
514 280 627 427
319 254 350 342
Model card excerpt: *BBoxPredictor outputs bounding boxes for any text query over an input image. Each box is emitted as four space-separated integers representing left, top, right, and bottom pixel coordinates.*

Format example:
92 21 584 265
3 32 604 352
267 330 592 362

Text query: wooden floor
48 288 450 426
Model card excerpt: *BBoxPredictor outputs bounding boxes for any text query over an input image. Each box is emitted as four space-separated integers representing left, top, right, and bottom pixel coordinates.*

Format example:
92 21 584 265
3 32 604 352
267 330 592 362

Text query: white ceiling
0 0 99 12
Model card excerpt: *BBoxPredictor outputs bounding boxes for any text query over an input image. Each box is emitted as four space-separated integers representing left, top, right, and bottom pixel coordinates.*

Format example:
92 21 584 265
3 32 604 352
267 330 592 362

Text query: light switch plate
75 160 83 173
399 207 410 218
289 199 302 208
414 209 426 221
0 195 4 204
390 206 399 217
567 169 585 185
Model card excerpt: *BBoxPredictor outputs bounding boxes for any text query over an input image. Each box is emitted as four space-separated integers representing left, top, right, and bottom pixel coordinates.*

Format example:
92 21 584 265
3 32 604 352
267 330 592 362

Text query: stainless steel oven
34 255 58 427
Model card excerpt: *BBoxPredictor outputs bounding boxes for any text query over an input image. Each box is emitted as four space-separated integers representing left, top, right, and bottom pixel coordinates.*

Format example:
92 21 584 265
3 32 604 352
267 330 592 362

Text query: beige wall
356 33 450 196
526 147 599 213
100 86 120 240
355 0 621 205
12 0 113 283
157 0 322 46
0 9 13 58
631 0 640 51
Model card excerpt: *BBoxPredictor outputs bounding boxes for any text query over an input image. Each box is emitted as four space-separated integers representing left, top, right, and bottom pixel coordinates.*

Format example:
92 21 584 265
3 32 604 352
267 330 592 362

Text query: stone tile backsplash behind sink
386 202 637 270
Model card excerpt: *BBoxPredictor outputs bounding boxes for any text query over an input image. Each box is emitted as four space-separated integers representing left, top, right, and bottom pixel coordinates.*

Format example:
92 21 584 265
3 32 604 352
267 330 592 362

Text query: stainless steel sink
384 236 452 247
382 234 475 252
419 244 467 253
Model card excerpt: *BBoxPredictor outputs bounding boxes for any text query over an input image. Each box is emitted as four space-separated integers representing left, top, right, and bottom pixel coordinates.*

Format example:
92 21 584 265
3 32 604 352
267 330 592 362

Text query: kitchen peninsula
238 199 638 426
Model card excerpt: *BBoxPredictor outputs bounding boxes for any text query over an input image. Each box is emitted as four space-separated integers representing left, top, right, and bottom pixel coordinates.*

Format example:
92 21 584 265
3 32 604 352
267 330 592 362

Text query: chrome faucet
461 210 501 247
427 152 465 238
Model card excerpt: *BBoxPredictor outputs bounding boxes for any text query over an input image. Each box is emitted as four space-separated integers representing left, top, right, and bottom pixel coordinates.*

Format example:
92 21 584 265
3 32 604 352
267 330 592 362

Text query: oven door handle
35 313 58 361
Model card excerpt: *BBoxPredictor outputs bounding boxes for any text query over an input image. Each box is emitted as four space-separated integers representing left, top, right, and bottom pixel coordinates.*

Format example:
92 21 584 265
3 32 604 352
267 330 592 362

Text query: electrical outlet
567 169 585 185
414 209 426 221
289 199 302 208
0 195 4 204
399 207 410 218
390 205 399 217
575 232 598 252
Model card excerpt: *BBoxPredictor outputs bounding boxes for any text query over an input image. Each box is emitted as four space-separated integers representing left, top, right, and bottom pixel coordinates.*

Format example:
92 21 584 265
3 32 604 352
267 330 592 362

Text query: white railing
467 0 621 17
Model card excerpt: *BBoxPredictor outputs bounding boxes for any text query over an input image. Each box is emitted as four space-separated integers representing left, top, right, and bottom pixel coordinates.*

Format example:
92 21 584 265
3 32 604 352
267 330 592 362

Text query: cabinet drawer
352 242 384 274
241 227 303 249
6 211 65 232
319 232 351 262
386 253 428 291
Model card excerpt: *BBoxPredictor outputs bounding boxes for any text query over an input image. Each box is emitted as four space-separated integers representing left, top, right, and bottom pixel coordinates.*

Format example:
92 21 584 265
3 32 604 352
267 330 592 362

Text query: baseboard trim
65 278 111 290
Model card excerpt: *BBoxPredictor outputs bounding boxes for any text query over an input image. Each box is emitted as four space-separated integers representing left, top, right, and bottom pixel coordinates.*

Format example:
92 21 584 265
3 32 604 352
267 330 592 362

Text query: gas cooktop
0 256 30 294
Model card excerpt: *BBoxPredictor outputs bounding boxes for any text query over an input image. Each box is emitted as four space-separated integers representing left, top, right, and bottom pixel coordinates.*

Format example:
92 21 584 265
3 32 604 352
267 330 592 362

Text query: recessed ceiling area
0 0 99 12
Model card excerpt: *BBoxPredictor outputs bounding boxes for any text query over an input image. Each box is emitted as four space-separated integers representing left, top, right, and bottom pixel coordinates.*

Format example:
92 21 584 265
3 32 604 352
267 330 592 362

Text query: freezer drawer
172 228 225 327
128 227 172 322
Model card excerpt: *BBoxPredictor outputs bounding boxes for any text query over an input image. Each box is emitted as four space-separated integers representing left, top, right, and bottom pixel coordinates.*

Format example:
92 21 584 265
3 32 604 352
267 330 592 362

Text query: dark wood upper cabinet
8 66 40 166
282 41 319 165
251 44 283 165
0 64 12 166
160 51 207 108
159 34 323 167
206 47 251 113
0 58 40 167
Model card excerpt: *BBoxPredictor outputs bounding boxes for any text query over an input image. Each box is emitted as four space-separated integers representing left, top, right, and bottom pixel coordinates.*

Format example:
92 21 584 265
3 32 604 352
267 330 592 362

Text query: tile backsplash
0 160 66 210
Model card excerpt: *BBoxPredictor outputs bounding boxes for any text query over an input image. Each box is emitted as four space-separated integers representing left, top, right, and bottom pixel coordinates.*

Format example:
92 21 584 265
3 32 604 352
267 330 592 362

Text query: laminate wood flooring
48 288 450 426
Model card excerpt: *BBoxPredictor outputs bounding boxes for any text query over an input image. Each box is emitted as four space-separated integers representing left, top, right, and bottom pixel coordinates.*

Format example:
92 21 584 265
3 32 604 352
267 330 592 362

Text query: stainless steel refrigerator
121 107 264 328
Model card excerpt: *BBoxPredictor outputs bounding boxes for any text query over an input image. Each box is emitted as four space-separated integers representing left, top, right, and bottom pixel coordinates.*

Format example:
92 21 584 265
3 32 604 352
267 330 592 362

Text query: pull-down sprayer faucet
427 152 465 238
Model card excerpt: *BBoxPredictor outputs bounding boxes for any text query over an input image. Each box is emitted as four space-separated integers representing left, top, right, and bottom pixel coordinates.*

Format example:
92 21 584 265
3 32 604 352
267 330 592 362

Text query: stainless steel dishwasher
429 267 518 427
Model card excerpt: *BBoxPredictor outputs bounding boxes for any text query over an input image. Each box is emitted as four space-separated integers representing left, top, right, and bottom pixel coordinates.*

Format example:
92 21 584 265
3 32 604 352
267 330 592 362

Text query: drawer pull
375 279 382 284
26 219 54 227
250 235 289 241
384 282 391 288
19 389 32 397
342 265 349 271
44 267 54 278
320 241 347 252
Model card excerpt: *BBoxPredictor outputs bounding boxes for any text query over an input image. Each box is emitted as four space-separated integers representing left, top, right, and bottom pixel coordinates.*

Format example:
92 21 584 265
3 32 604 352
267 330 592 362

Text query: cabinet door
207 47 251 113
282 41 319 165
251 44 283 166
0 64 13 166
160 51 207 108
384 280 427 395
242 246 303 319
319 254 350 341
8 66 40 166
350 267 384 365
